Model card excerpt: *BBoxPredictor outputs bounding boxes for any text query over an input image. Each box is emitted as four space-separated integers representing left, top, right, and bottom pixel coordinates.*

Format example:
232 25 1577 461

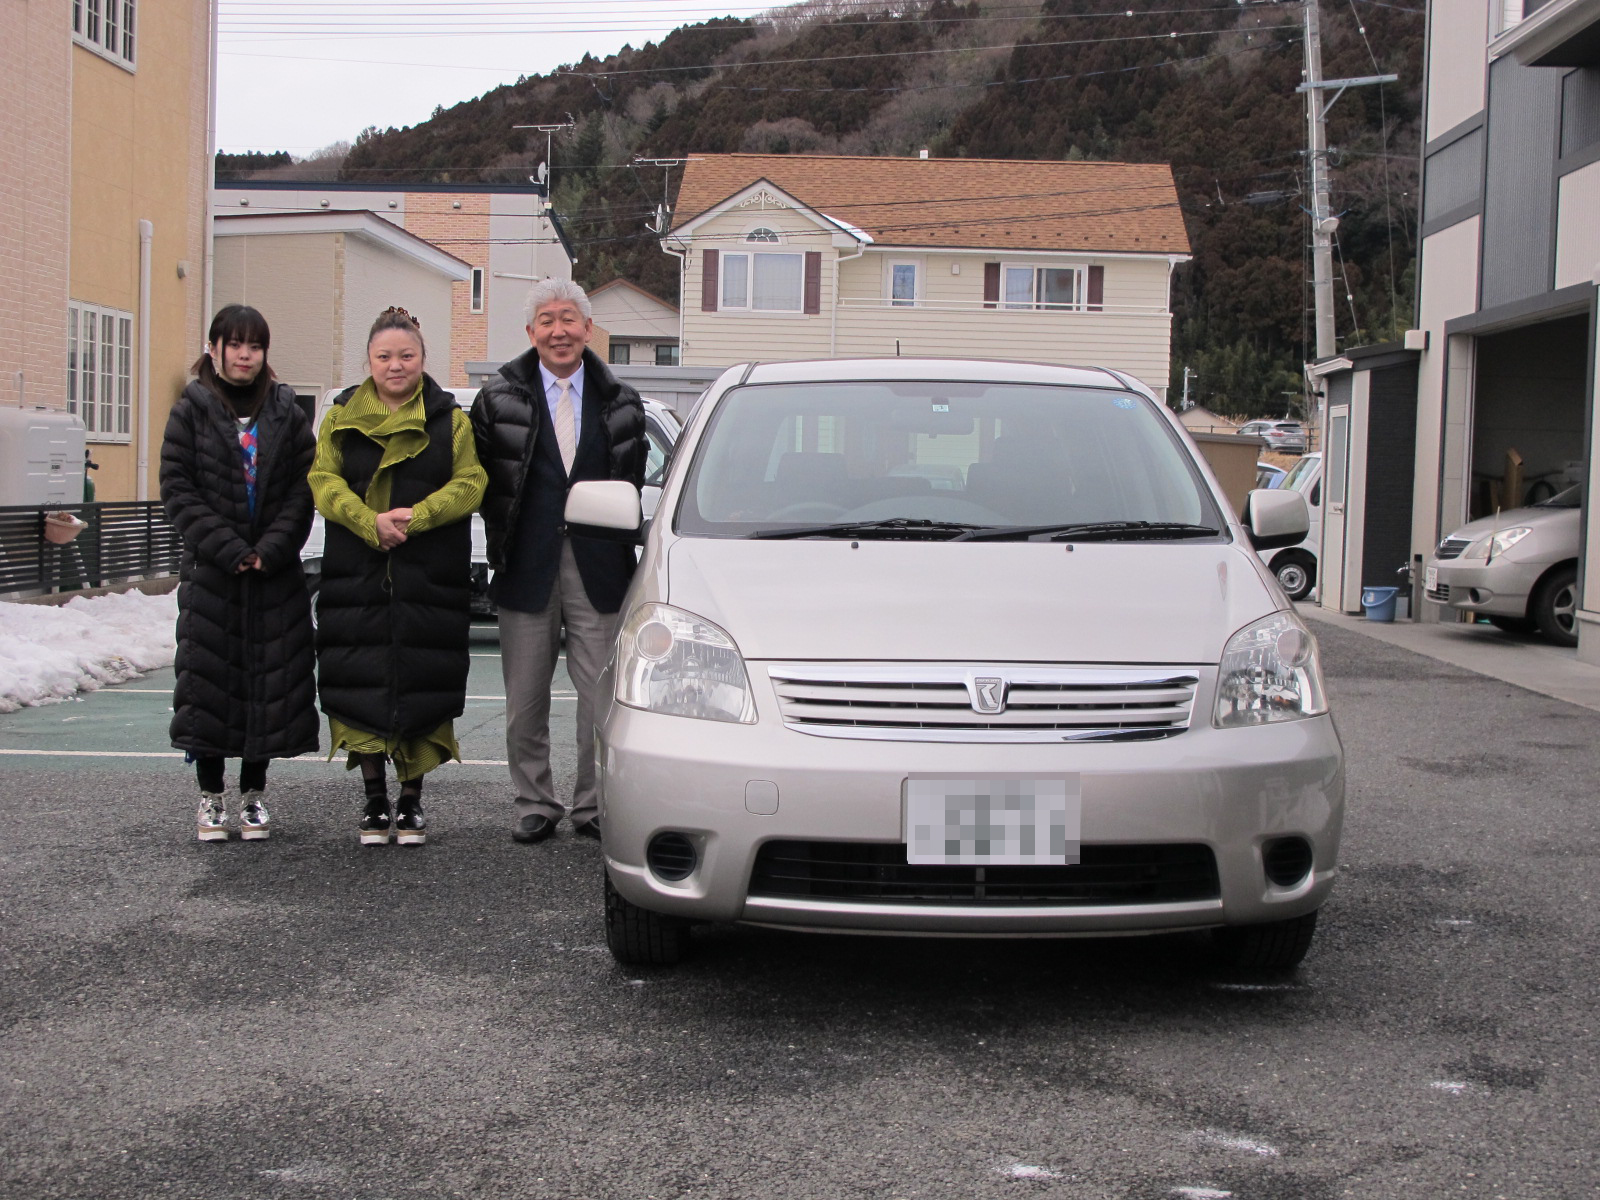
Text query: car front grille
1428 583 1450 601
1434 537 1471 560
767 663 1200 743
749 841 1220 906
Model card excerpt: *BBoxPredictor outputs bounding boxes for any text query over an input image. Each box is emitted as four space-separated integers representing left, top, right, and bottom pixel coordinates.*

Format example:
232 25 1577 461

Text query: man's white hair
524 278 592 326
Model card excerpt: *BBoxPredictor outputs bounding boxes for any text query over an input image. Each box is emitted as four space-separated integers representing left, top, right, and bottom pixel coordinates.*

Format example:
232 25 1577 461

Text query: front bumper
1425 555 1545 618
597 666 1344 936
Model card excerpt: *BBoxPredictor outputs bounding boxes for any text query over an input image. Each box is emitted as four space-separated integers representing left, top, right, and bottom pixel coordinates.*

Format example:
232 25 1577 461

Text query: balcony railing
0 503 182 598
837 295 1171 316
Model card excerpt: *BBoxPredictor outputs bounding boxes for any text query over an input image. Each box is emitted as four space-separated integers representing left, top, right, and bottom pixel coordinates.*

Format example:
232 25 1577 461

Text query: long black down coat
471 346 646 614
160 379 319 760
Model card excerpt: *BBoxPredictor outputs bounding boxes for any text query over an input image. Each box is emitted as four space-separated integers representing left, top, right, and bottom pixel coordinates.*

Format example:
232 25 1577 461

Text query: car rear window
675 380 1220 537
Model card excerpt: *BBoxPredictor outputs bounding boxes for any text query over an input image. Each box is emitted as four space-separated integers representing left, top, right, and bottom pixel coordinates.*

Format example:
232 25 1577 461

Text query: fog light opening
1262 836 1313 887
647 832 698 882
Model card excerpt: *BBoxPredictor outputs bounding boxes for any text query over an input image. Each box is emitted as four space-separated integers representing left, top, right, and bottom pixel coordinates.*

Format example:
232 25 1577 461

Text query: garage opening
1469 314 1589 518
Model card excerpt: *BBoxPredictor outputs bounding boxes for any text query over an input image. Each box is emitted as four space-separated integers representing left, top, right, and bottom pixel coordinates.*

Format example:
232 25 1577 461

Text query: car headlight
1463 526 1532 559
1214 611 1329 728
615 602 757 723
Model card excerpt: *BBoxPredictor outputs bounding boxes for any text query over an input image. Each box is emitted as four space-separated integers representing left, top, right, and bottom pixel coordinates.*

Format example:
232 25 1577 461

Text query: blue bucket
1361 586 1400 622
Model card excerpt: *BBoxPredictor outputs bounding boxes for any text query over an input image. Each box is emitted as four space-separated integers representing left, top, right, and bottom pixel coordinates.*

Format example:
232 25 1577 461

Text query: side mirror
1243 487 1309 551
565 480 642 541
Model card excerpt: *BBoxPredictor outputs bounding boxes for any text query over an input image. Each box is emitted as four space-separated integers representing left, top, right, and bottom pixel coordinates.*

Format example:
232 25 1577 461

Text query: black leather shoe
572 819 602 842
511 814 556 844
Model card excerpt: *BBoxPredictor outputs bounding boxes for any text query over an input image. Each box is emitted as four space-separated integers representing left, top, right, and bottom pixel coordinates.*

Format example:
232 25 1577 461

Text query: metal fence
0 503 182 597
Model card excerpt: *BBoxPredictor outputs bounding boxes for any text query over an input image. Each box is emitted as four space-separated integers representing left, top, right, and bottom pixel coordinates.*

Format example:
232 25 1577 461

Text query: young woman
310 307 486 846
160 304 319 841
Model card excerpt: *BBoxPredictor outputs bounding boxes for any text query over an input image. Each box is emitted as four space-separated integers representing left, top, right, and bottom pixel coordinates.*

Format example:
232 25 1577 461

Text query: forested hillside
320 0 1423 416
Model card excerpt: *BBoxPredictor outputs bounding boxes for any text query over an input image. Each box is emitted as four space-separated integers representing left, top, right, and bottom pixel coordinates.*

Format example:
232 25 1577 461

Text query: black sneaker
359 799 393 846
395 798 427 847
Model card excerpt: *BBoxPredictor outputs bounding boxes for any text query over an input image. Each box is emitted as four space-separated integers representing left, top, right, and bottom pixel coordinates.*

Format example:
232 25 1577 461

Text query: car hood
1443 502 1580 545
662 537 1279 664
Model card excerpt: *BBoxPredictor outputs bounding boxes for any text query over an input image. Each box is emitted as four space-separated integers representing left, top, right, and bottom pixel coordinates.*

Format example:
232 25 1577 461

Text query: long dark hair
192 304 276 417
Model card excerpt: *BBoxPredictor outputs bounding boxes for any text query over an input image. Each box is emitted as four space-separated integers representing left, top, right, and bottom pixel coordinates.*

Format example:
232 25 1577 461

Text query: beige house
1 0 213 502
212 211 472 407
589 279 680 368
212 182 574 387
662 154 1191 401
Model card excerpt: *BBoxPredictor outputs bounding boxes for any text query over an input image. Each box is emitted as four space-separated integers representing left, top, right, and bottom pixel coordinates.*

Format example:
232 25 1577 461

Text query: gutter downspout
138 219 153 500
830 237 867 357
203 0 219 335
661 234 687 361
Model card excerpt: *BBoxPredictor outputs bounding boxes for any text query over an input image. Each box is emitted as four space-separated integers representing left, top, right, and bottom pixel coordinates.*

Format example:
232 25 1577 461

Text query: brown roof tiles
672 153 1189 255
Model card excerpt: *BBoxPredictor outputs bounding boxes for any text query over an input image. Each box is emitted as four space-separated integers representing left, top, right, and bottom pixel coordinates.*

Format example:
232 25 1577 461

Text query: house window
720 251 805 312
609 342 631 366
67 301 134 441
656 343 680 367
1003 265 1085 311
73 0 136 69
746 228 781 243
470 268 485 313
889 262 919 307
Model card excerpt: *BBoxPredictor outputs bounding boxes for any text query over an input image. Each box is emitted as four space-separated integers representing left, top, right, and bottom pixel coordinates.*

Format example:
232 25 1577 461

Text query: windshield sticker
1113 396 1138 410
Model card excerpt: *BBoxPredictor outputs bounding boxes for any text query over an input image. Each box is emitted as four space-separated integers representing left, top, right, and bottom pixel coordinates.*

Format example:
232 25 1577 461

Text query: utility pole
1296 2 1397 363
1302 0 1336 363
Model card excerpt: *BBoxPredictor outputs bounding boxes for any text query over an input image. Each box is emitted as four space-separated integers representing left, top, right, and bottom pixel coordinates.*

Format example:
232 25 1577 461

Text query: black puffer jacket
160 379 319 760
471 346 646 613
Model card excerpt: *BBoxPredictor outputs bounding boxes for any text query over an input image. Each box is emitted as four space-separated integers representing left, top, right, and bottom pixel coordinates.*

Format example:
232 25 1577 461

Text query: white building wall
1411 217 1483 557
339 235 456 389
1425 0 1491 140
1555 160 1600 290
487 193 569 363
212 232 340 399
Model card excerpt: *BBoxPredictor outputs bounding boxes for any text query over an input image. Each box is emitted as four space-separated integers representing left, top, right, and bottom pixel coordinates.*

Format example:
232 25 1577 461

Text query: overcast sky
216 1 781 156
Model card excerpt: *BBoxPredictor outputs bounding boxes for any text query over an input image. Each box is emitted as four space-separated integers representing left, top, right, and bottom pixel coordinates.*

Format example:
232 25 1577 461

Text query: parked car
1238 420 1308 454
576 358 1340 971
1424 484 1581 646
302 389 680 615
1256 452 1322 602
1255 461 1287 489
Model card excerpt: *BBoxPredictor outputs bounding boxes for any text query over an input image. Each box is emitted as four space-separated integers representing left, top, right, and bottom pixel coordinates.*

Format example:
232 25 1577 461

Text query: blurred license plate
1425 566 1438 591
905 776 1081 865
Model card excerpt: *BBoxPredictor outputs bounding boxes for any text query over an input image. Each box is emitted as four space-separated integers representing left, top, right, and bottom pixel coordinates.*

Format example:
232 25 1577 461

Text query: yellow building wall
70 0 210 501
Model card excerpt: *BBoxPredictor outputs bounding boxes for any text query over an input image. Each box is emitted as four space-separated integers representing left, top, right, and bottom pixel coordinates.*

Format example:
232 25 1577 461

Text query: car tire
1212 909 1318 970
1532 564 1579 647
604 872 690 966
305 572 320 631
1272 551 1316 602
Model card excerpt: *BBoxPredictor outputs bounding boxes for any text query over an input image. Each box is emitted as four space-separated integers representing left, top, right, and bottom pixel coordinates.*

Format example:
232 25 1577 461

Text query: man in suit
471 280 647 842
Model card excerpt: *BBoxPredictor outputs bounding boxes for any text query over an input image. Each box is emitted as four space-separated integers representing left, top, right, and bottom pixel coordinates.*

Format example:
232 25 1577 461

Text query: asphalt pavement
2 616 1597 1199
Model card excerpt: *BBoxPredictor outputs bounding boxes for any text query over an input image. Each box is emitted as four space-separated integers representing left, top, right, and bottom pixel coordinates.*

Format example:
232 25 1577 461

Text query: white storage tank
0 407 87 505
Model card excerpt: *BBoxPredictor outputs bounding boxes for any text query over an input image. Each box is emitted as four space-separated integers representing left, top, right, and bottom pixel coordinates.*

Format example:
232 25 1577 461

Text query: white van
1256 451 1322 601
571 358 1342 971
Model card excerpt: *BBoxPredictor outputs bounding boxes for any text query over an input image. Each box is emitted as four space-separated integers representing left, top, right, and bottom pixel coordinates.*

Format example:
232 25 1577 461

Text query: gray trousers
498 540 618 826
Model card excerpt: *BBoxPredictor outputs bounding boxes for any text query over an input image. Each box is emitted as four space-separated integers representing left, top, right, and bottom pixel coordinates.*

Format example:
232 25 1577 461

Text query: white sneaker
239 794 271 840
196 793 230 842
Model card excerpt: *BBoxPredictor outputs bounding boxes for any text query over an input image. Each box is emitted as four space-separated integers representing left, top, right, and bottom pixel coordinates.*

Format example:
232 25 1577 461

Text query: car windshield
675 380 1221 539
1280 454 1319 493
1537 484 1581 508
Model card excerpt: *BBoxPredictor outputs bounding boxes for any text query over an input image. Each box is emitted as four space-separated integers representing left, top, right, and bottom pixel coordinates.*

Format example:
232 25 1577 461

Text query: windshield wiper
748 517 986 540
954 521 1222 543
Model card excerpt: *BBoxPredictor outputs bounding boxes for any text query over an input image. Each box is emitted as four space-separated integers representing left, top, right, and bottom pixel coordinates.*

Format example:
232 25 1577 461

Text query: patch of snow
1173 1188 1234 1199
1431 1080 1473 1093
1195 1130 1280 1157
999 1164 1060 1179
0 590 176 712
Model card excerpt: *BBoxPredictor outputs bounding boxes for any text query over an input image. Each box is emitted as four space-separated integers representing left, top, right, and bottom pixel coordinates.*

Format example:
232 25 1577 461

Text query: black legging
195 757 268 795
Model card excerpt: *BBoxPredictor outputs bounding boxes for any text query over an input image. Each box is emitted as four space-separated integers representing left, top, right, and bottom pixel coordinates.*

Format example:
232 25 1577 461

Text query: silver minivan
569 360 1343 970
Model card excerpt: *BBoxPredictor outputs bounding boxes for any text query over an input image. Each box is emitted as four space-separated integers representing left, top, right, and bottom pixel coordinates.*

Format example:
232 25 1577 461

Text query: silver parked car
571 359 1342 971
1424 484 1581 646
1238 420 1308 454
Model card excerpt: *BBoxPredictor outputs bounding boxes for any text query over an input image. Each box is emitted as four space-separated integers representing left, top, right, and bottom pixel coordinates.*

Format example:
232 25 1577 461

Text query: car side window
1310 480 1321 507
644 420 670 487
